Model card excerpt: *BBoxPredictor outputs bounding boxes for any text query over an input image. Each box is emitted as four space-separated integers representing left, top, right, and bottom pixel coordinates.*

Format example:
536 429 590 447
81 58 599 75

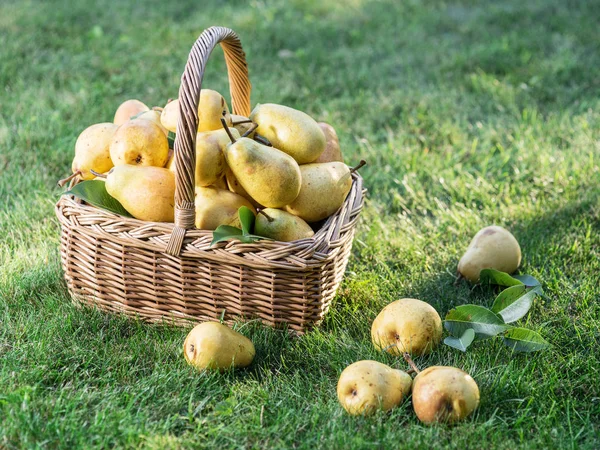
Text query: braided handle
166 26 251 256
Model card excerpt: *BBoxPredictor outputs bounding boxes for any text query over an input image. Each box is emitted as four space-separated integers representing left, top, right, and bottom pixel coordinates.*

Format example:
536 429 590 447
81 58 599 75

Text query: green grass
1 0 600 448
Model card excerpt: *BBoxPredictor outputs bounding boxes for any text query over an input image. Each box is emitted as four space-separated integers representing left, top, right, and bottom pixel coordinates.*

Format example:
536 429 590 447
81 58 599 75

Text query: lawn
1 0 599 448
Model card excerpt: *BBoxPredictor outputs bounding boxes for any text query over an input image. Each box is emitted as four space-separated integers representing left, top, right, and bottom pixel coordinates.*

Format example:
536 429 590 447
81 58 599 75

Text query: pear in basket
221 121 301 208
284 161 365 223
194 186 255 230
224 167 263 209
250 103 326 164
113 99 149 126
109 118 169 168
136 109 169 136
71 123 119 180
254 208 314 242
167 128 241 187
160 89 232 133
230 114 256 138
101 165 175 222
183 322 255 371
315 122 343 163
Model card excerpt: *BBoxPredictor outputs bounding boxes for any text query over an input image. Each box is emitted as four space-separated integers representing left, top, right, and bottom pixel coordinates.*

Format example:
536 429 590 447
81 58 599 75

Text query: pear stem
90 170 107 179
258 210 274 222
254 134 272 147
232 119 253 125
350 160 367 173
58 171 81 187
221 118 237 143
403 352 420 374
242 123 258 138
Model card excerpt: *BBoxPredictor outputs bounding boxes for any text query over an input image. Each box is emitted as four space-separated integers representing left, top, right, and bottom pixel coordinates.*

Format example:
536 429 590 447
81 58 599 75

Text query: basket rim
56 173 365 270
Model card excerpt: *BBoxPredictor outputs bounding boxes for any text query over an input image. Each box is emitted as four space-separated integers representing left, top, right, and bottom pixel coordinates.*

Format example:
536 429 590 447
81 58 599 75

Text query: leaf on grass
512 274 542 288
479 269 523 287
503 327 550 352
444 328 475 352
444 304 509 340
238 206 255 235
491 285 540 323
65 180 132 217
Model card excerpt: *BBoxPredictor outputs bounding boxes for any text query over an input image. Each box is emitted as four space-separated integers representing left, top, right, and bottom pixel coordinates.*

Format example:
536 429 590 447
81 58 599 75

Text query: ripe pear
195 128 240 186
183 322 255 371
254 209 314 242
137 109 169 136
110 118 169 167
315 122 343 163
337 360 412 416
250 103 326 164
224 135 301 208
371 298 443 356
458 226 522 283
412 366 480 424
231 114 256 138
194 186 256 230
105 165 175 222
283 162 352 223
113 99 149 126
160 90 232 133
72 123 118 180
225 167 263 209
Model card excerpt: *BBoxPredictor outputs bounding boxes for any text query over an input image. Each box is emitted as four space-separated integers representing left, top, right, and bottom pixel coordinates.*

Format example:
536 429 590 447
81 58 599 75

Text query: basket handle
166 26 251 256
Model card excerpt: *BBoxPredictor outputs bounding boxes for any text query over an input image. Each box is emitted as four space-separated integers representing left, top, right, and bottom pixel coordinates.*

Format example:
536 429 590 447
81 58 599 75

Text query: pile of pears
69 90 355 242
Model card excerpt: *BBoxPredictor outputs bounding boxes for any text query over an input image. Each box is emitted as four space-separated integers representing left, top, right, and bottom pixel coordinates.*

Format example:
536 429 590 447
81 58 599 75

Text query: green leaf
444 328 475 352
491 285 540 323
444 305 509 340
479 269 523 287
168 132 175 149
512 274 541 288
503 328 550 352
210 225 243 246
65 180 133 217
238 206 256 236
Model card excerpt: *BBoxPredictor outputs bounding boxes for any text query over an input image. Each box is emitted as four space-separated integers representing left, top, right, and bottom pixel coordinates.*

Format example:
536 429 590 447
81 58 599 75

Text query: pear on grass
104 165 175 222
337 360 412 416
160 90 232 133
254 208 314 242
315 122 343 163
284 161 363 223
110 118 169 167
458 225 521 282
183 322 255 371
194 186 255 230
71 123 118 180
412 366 480 424
113 99 149 126
250 103 326 164
221 120 301 208
371 298 442 356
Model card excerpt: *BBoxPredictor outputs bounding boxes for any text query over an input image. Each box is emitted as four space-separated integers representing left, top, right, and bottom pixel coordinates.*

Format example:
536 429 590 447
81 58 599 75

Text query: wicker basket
55 26 364 333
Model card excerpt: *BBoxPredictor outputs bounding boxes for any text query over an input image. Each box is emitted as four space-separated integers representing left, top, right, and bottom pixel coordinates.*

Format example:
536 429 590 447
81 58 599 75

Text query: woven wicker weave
55 26 364 333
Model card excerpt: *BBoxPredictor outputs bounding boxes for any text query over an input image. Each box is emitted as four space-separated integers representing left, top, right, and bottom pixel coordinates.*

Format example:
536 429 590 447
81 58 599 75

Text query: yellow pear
223 134 301 208
371 298 443 356
315 122 343 163
231 114 256 138
160 90 232 133
337 360 412 416
283 162 352 223
71 123 118 180
110 118 169 167
254 208 314 242
105 165 175 222
250 103 326 164
137 109 169 136
194 186 255 230
458 226 522 282
211 176 228 190
183 322 255 371
113 99 149 126
412 366 480 424
225 167 263 209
